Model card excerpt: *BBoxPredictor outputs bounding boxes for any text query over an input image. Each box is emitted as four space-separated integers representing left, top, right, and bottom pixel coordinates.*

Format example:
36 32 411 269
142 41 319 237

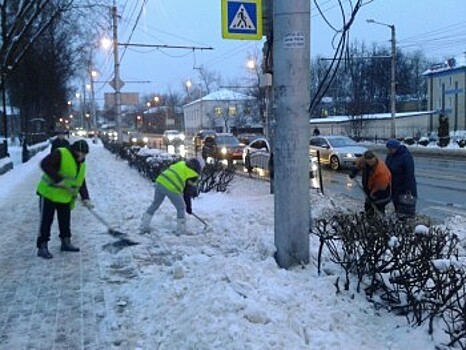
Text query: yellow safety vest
156 161 198 194
36 147 86 205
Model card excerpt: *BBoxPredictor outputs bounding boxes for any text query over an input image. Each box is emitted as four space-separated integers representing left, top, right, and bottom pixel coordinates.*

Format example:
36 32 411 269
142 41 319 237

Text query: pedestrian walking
139 158 203 235
385 139 417 218
36 139 94 259
312 127 320 136
349 150 392 216
50 129 70 153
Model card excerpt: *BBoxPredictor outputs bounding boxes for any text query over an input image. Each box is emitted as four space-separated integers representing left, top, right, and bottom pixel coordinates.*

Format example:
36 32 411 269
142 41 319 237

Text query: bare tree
196 66 221 95
1 0 112 138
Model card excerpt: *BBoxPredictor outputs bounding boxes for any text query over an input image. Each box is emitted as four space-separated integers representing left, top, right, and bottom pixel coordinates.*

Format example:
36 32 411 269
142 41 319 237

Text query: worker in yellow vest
36 139 93 259
140 158 203 235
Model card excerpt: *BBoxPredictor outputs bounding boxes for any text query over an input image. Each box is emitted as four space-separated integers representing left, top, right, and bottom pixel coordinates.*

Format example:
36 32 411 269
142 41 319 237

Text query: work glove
82 199 95 209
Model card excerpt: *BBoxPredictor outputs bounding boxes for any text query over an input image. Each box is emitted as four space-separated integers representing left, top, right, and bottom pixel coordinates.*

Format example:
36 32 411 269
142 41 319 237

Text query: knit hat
186 157 203 174
363 150 376 160
71 140 89 154
386 139 401 149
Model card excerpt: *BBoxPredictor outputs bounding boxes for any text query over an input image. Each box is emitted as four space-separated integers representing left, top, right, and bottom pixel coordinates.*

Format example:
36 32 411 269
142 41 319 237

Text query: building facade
310 111 435 140
423 54 466 132
183 89 255 134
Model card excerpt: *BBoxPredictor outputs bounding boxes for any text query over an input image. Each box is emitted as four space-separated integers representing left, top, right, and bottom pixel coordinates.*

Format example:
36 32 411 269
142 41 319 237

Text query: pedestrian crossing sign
222 0 262 40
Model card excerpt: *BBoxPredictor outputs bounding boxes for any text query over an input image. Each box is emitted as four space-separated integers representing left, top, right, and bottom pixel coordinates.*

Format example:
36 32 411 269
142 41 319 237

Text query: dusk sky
92 0 466 104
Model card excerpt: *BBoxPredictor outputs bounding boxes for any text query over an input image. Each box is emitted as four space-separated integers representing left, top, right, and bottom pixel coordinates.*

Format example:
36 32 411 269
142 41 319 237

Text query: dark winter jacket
183 182 198 214
385 145 417 199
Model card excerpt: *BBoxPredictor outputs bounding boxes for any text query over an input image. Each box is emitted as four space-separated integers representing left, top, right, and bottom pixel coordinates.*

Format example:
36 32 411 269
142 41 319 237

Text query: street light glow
247 59 256 69
101 37 112 50
186 80 192 89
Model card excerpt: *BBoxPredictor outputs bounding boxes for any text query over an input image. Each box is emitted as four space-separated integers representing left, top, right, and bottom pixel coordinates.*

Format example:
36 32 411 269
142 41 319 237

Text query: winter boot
175 218 186 236
37 242 53 259
139 212 152 234
60 237 80 252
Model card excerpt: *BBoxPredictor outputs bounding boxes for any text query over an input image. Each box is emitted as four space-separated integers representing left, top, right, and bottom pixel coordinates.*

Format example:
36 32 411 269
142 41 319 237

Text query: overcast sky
92 0 466 103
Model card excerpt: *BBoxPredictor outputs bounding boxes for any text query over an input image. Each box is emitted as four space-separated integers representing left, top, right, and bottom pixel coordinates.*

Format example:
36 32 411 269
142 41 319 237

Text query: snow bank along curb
367 144 466 158
0 156 13 175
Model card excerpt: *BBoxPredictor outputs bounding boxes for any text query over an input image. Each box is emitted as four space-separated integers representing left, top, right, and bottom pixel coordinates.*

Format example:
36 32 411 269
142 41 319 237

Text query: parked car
237 133 261 146
309 135 368 170
243 137 317 178
128 131 149 146
201 133 244 163
193 129 216 152
162 130 185 145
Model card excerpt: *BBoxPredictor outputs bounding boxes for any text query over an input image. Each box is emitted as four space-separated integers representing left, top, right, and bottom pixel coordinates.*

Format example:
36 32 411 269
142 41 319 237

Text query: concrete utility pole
112 0 122 142
273 0 310 268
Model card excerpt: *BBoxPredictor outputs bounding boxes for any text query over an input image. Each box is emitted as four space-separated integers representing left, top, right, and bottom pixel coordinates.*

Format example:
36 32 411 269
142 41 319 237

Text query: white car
243 137 317 178
309 135 368 170
163 130 185 145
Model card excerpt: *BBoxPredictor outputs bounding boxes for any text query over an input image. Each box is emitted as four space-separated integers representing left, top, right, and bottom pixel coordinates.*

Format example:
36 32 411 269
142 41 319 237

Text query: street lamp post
367 19 397 139
90 70 97 129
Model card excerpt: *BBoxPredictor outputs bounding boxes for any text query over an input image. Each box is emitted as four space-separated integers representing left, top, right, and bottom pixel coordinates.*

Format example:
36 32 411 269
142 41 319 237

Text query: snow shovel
191 212 212 233
86 207 139 249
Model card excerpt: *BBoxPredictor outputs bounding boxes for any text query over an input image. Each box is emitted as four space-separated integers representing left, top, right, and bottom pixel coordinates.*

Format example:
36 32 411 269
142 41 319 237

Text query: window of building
228 106 237 116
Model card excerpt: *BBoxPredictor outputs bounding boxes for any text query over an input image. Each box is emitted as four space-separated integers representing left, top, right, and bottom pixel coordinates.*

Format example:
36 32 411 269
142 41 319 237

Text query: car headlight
179 134 185 140
131 137 137 143
142 137 149 143
221 147 228 155
346 153 355 158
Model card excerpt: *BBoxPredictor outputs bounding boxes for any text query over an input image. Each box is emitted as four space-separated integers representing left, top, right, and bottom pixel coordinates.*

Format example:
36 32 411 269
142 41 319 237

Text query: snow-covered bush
417 137 429 147
314 213 466 348
403 136 415 145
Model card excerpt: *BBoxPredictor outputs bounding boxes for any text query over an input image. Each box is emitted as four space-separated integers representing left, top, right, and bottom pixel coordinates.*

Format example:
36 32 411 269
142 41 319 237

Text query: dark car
201 133 244 164
193 129 216 152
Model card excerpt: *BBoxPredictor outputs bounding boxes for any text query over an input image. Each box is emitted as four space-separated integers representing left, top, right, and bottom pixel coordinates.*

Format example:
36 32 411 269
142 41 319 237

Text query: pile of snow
2 140 466 348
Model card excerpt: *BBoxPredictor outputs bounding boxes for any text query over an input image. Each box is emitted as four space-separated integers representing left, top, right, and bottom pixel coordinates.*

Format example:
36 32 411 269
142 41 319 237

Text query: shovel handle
191 212 209 227
86 206 113 230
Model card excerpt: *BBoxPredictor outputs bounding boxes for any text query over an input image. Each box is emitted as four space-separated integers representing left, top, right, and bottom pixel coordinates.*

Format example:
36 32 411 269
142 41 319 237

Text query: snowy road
1 141 459 349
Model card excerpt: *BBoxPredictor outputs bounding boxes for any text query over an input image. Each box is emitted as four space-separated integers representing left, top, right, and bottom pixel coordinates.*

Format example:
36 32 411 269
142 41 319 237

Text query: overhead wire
120 0 148 63
309 0 374 115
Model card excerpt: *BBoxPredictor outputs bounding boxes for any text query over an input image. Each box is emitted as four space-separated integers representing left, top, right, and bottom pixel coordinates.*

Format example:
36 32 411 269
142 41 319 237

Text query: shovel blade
102 238 140 253
108 229 127 237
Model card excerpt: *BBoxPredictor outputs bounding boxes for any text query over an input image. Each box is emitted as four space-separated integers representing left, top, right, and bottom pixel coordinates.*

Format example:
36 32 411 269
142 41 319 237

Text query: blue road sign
221 0 262 40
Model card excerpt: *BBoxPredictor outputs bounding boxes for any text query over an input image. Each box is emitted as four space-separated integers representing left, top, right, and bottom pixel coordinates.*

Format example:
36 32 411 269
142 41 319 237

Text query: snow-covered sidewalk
0 141 460 349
